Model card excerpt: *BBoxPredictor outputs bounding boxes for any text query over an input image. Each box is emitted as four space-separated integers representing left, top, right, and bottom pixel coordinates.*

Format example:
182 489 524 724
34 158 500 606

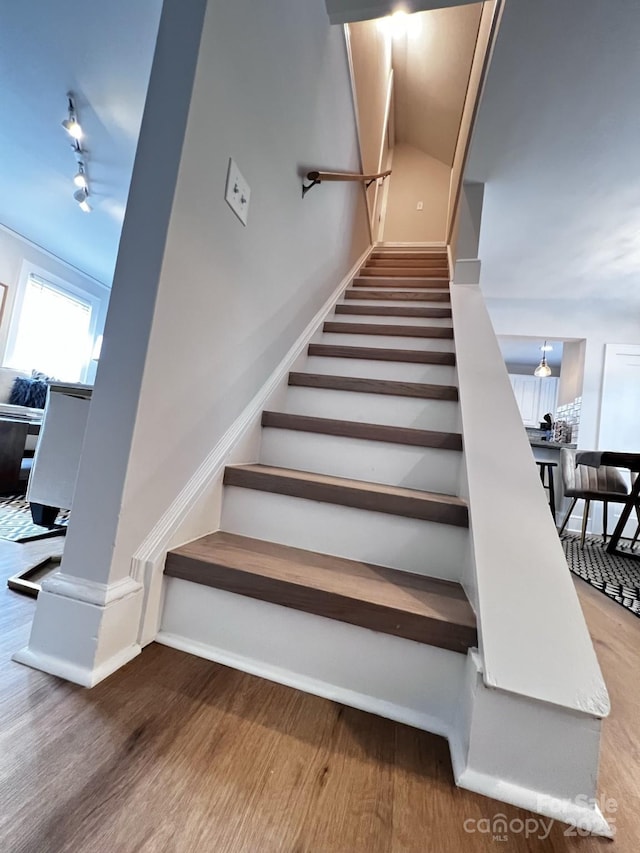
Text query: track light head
62 94 83 140
73 163 88 189
73 187 91 212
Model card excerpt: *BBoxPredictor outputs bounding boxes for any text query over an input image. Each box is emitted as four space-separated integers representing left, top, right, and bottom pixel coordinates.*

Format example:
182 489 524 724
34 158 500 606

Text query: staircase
163 247 476 723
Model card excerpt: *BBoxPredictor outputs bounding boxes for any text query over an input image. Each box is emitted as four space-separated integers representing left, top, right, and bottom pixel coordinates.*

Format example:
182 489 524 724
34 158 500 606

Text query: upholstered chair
558 448 629 547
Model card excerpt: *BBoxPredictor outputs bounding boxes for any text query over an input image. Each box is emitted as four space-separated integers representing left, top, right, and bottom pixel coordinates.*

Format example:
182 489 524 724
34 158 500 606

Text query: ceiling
326 0 482 25
466 0 640 303
393 3 482 166
0 0 162 285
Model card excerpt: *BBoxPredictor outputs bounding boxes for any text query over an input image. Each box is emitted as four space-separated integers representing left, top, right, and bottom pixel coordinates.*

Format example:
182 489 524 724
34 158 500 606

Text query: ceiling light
377 8 422 38
534 341 552 377
74 187 92 213
73 162 88 189
63 117 83 140
62 94 83 140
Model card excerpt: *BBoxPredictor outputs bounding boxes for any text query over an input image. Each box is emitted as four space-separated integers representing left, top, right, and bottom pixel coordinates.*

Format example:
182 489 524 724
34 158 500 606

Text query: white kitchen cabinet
509 374 558 427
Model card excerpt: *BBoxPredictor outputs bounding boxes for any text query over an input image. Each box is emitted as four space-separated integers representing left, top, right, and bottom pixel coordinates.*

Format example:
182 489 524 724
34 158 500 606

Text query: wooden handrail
303 169 391 198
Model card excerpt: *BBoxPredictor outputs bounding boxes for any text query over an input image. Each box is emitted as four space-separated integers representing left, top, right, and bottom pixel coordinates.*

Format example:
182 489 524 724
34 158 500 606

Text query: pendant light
534 341 552 378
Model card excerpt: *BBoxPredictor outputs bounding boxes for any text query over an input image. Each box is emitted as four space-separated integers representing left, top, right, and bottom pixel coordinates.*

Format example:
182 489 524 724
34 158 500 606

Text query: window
6 272 94 382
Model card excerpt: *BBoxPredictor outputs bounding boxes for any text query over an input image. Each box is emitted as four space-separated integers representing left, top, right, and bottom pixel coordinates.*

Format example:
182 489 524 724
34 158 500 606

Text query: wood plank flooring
0 540 637 852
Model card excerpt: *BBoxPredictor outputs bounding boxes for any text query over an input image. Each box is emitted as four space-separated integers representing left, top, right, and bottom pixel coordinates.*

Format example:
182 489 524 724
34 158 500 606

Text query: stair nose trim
354 277 450 289
323 321 453 339
223 465 469 527
307 343 456 365
261 411 463 450
288 372 459 400
345 290 450 302
165 532 477 653
334 304 452 318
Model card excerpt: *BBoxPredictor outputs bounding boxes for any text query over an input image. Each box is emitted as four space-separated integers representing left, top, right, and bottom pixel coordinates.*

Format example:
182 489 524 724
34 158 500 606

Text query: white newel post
13 0 209 687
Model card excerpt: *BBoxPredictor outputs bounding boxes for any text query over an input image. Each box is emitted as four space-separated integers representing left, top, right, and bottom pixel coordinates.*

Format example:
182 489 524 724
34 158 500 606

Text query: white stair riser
320 332 455 351
303 356 457 384
159 578 466 736
221 487 467 580
283 387 460 432
330 312 452 327
260 429 462 494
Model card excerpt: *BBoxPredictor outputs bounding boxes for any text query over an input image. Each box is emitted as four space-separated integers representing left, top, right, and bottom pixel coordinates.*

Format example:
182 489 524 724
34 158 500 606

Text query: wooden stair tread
165 532 476 653
345 290 450 302
370 251 448 260
261 411 463 450
323 321 453 339
354 277 449 289
223 464 469 527
307 343 456 365
335 304 452 318
362 258 449 272
360 268 449 278
289 372 458 400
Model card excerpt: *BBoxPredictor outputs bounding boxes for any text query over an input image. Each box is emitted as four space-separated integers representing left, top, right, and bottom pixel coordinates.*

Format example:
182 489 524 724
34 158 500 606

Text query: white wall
0 224 109 374
487 297 640 451
557 339 585 408
59 0 370 591
467 0 640 304
383 143 449 242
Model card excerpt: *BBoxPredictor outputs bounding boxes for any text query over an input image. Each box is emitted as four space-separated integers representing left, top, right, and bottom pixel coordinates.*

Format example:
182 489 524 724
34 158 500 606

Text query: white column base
13 573 143 687
450 652 612 838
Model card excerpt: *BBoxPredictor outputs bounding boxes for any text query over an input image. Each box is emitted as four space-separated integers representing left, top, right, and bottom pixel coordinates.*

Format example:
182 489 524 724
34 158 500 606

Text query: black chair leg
603 501 608 543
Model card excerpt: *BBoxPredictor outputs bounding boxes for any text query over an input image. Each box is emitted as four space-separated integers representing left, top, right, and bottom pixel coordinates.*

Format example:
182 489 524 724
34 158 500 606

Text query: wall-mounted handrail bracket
302 169 391 199
302 173 321 198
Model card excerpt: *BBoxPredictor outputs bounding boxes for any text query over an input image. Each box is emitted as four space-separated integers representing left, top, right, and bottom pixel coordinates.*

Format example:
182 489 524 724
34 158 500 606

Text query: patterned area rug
561 532 640 618
0 495 69 543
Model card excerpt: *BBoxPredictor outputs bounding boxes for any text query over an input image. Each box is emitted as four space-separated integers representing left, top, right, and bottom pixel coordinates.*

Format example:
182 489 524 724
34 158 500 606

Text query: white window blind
7 274 92 382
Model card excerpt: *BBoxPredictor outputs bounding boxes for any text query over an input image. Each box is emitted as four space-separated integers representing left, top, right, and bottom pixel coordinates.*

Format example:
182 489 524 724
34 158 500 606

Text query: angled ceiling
326 0 483 25
0 0 162 285
393 3 483 166
466 0 640 303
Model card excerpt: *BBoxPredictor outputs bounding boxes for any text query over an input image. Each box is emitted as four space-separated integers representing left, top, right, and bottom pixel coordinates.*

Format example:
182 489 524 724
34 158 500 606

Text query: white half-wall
450 282 611 836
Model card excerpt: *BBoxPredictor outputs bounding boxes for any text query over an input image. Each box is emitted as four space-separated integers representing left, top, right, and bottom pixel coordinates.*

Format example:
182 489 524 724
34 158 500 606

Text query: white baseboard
131 243 373 646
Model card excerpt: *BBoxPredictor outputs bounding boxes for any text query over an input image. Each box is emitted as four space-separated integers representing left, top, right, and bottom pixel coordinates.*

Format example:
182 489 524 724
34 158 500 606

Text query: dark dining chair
558 448 629 547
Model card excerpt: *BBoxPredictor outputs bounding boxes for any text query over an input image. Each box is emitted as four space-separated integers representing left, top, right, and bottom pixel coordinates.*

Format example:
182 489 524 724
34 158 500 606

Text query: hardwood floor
0 540 638 852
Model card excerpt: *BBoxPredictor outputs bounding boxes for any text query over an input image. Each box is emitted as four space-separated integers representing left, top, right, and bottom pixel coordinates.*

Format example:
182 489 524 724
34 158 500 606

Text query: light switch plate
225 158 251 226
416 201 424 211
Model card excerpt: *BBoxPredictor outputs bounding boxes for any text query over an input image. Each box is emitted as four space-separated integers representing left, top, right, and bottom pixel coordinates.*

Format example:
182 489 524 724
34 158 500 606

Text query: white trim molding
132 244 373 646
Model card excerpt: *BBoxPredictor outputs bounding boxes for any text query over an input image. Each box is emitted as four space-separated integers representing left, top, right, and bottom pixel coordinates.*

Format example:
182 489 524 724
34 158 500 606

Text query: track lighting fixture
62 94 83 140
62 94 93 211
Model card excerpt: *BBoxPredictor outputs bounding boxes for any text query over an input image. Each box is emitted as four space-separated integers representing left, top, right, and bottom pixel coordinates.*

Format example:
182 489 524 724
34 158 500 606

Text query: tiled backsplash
555 396 582 445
